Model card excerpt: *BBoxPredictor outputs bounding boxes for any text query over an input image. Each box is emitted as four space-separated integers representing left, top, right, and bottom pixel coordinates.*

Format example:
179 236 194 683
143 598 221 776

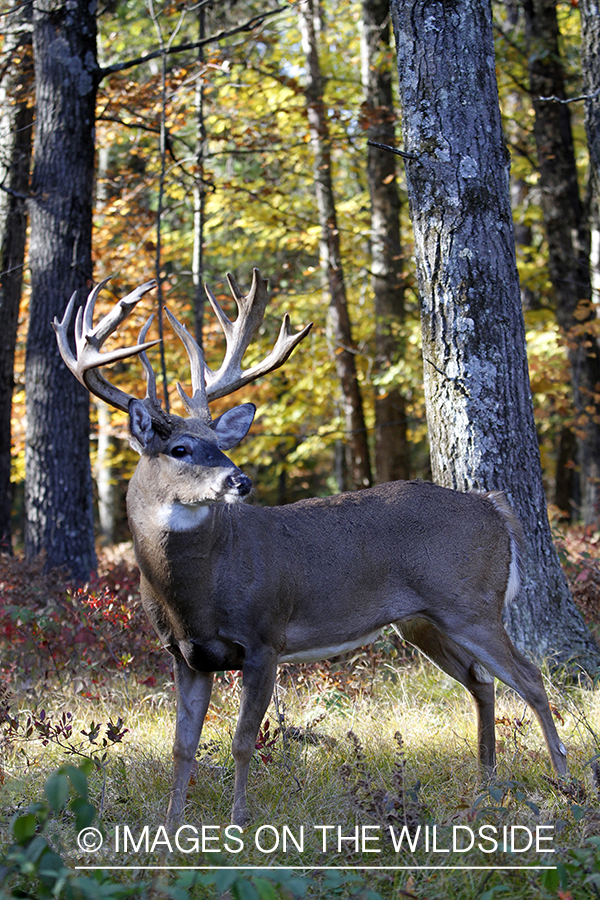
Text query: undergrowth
1 542 600 898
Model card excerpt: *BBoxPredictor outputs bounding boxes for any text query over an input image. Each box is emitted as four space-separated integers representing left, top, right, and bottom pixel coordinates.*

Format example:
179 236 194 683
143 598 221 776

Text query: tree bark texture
192 2 207 348
581 0 600 180
578 0 600 524
25 0 98 581
524 0 600 526
95 400 119 545
0 0 33 552
390 0 598 668
361 0 409 483
298 0 372 490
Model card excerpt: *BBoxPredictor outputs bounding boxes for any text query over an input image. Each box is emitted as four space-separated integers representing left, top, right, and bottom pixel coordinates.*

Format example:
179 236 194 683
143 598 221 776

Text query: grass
2 654 600 898
1 540 600 897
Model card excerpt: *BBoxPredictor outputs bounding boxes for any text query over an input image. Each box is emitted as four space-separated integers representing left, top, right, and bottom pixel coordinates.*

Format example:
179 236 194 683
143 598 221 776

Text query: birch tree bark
0 0 33 552
390 0 598 667
25 0 98 581
361 0 409 483
298 0 372 490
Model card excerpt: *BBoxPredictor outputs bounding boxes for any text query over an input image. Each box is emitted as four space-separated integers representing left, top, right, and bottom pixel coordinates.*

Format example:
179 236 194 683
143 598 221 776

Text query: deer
53 269 568 827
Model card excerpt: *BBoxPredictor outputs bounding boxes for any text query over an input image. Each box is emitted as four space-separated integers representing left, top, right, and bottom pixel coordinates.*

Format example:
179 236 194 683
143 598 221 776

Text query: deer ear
212 403 256 450
129 399 155 453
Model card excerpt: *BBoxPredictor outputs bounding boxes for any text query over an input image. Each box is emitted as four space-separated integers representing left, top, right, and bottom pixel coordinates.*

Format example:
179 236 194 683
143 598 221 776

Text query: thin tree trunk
390 0 598 668
523 0 600 526
0 0 33 552
361 0 409 483
94 146 119 545
298 0 372 490
95 400 119 544
192 2 207 347
25 0 97 581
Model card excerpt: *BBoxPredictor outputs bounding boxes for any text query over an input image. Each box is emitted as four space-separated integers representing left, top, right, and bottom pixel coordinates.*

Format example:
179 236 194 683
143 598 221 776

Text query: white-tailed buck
54 270 567 825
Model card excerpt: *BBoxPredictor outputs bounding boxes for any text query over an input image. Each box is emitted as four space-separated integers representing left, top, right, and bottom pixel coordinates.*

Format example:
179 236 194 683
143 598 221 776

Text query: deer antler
54 270 312 425
174 268 313 416
52 278 160 415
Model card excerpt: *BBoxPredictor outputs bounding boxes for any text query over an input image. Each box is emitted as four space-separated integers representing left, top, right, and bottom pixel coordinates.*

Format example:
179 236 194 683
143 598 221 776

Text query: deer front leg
167 659 214 826
231 650 278 826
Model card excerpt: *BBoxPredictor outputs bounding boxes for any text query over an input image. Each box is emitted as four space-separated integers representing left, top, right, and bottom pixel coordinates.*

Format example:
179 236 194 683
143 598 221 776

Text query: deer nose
227 472 252 496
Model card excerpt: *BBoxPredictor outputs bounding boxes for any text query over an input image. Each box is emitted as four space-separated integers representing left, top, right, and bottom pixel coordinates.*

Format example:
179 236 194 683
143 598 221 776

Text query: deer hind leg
167 659 214 826
398 618 496 771
437 618 567 777
231 650 278 826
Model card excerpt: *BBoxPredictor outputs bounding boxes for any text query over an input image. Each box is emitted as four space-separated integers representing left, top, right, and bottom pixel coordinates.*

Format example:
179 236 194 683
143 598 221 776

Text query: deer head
53 269 312 508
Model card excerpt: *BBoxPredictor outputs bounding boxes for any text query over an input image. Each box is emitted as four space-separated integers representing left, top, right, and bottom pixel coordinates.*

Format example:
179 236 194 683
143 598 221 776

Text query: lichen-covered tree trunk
581 0 600 180
524 0 600 527
579 0 600 521
0 0 33 552
390 0 598 667
25 0 98 581
361 0 409 483
298 0 372 490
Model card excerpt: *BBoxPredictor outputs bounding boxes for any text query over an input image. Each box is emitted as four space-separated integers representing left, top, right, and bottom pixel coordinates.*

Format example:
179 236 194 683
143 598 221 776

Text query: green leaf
69 797 97 830
22 835 50 866
215 870 239 894
540 867 559 891
480 887 510 900
252 876 278 900
282 874 311 897
44 772 69 813
232 877 260 900
64 764 89 799
38 850 65 887
12 812 37 844
556 862 569 889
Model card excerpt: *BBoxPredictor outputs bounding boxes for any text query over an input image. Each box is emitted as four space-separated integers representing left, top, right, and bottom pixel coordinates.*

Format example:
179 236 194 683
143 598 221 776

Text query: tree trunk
361 0 409 483
0 0 33 552
390 0 598 668
192 2 207 348
524 0 600 527
579 0 600 524
25 0 97 581
581 0 600 183
298 0 372 490
95 400 119 545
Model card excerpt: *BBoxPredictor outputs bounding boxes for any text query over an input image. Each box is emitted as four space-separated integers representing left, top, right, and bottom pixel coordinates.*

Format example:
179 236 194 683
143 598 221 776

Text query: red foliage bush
0 548 171 689
554 527 600 641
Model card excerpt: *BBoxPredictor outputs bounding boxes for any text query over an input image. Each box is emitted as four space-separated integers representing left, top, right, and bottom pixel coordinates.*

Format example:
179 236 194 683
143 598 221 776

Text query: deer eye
171 445 189 458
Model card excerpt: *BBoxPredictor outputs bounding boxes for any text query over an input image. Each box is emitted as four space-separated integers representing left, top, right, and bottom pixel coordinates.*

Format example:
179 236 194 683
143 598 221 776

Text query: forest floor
0 527 599 900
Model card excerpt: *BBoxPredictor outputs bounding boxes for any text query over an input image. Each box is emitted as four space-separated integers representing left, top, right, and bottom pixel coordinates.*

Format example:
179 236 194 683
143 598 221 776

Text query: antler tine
164 307 211 422
137 315 162 411
202 267 313 402
52 279 160 414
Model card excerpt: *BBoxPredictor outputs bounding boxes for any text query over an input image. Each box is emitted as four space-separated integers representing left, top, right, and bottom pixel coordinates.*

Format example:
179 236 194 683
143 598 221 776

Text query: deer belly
172 636 245 672
278 629 382 664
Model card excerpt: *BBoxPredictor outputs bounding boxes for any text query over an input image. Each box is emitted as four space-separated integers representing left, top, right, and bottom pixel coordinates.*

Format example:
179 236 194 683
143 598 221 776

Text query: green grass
2 657 600 898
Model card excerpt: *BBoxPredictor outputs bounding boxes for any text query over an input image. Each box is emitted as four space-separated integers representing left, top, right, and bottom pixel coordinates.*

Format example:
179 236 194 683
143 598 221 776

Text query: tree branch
367 139 419 160
536 88 600 105
98 6 288 79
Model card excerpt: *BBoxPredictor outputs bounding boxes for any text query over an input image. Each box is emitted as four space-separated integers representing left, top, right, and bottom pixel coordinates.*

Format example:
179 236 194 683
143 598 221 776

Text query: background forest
2 1 600 899
1 0 597 548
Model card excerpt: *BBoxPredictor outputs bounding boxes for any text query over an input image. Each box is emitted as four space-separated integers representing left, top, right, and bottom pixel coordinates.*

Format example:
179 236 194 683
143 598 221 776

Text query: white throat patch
156 501 211 532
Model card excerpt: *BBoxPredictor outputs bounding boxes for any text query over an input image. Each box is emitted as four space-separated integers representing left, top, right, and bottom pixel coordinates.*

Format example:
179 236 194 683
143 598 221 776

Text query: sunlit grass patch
1 655 599 898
